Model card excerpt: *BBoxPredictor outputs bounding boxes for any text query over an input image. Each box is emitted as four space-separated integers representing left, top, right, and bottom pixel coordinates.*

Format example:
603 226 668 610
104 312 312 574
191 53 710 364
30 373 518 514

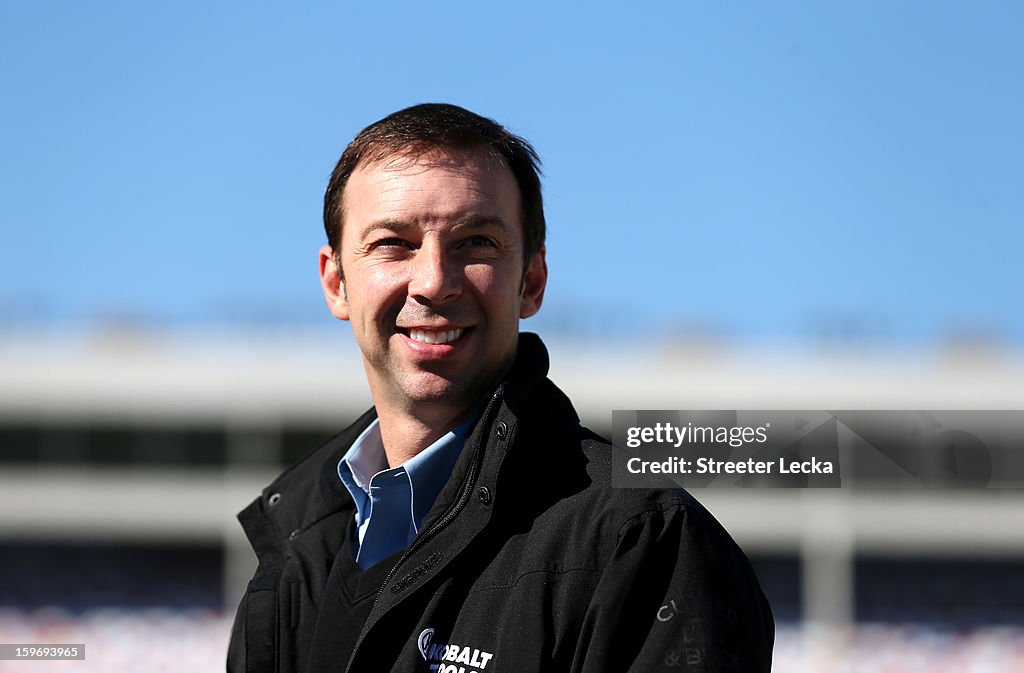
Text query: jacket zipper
372 386 505 604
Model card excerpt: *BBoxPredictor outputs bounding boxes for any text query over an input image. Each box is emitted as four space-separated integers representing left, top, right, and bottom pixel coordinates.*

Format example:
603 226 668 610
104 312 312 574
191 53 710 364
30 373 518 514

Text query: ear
319 245 350 321
519 246 547 319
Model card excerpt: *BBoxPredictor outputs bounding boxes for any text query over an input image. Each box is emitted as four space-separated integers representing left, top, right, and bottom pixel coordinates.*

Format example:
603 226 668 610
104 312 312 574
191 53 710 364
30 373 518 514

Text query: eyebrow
358 214 511 238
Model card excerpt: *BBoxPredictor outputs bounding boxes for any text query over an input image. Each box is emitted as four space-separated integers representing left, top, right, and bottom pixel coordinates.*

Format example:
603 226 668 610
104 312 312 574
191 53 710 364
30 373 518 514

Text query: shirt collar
337 415 476 533
339 420 386 495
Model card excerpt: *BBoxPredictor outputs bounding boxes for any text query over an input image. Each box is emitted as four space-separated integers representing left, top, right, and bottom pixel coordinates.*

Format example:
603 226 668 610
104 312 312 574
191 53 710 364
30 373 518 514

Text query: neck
365 352 519 468
374 404 474 467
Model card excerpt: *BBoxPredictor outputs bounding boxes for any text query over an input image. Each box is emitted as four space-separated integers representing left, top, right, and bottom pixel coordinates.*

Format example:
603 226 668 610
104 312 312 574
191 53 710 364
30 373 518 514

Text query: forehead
341 148 523 238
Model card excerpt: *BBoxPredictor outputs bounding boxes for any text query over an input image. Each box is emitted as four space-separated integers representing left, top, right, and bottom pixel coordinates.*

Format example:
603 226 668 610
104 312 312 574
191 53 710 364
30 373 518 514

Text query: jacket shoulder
576 426 722 531
505 411 745 576
509 377 730 549
239 409 375 545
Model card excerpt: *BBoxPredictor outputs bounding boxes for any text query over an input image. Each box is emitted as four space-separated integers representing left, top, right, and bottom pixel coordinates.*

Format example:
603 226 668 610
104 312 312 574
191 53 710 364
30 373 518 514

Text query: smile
406 327 465 345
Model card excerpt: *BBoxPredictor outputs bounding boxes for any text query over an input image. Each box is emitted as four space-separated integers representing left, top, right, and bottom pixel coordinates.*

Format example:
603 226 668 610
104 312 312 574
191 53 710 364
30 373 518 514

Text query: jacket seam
465 566 604 595
615 498 694 542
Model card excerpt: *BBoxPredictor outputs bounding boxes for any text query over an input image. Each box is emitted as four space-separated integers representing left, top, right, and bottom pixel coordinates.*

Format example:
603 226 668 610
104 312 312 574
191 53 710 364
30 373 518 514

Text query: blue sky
2 1 1021 347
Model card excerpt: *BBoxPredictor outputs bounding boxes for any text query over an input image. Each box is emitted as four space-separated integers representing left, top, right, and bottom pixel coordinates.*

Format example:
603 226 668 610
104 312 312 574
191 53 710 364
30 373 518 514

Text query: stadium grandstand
1 326 1023 672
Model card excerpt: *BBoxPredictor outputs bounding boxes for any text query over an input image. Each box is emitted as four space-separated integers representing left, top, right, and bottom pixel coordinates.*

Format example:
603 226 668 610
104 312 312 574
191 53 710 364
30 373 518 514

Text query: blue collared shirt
337 416 475 570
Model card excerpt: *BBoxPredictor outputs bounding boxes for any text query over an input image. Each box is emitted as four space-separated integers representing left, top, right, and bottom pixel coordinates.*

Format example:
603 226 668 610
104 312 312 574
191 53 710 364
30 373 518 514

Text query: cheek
465 264 520 300
349 266 408 315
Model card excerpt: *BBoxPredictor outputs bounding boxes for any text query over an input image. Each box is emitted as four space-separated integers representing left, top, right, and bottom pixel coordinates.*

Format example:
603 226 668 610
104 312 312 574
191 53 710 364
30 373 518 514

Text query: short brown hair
323 104 545 273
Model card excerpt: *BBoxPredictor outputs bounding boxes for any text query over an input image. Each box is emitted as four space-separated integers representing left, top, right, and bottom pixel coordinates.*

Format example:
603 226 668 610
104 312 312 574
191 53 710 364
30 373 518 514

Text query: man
228 103 774 672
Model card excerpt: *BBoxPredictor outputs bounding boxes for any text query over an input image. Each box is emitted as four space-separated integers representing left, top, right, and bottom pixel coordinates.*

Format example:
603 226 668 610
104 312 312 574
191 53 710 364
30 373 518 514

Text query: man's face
319 147 546 423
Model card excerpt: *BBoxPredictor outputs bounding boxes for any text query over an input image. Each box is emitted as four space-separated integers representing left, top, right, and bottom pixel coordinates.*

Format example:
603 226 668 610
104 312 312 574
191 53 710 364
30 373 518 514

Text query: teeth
409 328 464 345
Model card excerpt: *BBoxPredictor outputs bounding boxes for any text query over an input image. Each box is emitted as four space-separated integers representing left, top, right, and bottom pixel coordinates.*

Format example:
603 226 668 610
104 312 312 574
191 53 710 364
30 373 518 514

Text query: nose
408 241 462 305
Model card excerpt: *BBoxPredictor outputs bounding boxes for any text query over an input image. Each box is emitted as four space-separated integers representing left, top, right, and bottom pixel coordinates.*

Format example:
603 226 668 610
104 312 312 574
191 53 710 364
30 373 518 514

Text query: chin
402 376 468 404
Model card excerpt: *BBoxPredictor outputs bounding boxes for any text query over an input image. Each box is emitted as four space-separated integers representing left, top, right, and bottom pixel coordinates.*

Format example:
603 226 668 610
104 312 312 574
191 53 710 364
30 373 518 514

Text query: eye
370 237 412 250
462 235 497 249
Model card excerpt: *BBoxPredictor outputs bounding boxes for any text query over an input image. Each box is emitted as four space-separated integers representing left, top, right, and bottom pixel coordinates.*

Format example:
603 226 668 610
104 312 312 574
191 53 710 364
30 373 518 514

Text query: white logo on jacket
417 628 495 672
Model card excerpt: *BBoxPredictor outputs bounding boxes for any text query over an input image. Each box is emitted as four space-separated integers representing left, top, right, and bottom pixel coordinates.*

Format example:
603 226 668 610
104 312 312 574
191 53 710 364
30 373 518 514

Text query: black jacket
228 334 774 672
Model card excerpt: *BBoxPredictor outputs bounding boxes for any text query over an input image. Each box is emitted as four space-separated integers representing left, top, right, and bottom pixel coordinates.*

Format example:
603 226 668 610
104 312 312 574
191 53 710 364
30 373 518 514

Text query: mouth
400 327 468 345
